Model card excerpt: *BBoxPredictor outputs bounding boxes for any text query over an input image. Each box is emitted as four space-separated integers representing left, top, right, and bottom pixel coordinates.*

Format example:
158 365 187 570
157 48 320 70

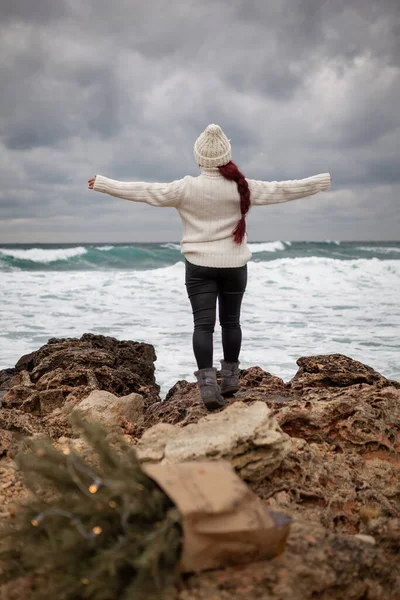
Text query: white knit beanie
193 124 232 168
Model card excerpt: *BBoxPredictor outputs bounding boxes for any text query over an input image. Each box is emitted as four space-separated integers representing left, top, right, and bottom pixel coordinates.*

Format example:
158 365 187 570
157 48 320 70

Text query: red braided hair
218 161 251 244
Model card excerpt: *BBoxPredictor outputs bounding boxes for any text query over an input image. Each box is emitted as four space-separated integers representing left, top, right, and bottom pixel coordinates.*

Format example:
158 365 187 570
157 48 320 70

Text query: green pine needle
0 411 182 600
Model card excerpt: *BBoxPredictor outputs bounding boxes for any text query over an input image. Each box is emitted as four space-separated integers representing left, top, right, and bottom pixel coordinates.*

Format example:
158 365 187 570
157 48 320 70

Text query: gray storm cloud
0 0 399 242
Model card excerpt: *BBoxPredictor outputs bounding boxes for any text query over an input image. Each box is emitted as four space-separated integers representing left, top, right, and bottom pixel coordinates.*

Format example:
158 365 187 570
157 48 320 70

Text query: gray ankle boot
194 367 225 410
220 360 240 397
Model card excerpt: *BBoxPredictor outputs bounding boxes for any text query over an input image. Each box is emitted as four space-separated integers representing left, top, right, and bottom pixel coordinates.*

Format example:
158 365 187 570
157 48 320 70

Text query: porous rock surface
137 401 291 481
0 333 160 447
0 344 399 599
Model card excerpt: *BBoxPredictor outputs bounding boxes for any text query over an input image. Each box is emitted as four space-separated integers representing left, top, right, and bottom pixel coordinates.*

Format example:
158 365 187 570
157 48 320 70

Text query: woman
89 124 331 409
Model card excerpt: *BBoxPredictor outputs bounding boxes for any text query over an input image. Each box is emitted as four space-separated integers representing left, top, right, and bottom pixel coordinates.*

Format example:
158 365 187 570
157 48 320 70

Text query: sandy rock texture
0 342 399 599
137 401 291 481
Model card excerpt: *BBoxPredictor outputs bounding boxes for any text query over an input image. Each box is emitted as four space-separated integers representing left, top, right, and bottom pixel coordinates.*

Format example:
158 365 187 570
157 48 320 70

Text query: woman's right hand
88 176 96 189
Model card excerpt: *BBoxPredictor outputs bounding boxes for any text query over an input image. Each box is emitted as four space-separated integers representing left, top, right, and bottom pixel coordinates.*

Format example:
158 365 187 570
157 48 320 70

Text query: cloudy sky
0 0 399 243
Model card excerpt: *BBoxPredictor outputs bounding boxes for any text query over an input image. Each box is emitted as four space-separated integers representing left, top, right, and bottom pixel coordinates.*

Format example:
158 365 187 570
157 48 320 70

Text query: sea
0 241 399 397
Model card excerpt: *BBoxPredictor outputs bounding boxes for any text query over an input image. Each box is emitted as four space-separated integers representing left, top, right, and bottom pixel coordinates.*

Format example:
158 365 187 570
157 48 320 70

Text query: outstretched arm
88 175 186 208
248 173 331 206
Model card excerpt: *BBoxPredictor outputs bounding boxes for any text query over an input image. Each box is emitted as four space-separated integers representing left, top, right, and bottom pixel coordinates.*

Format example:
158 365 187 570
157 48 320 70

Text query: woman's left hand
88 176 96 189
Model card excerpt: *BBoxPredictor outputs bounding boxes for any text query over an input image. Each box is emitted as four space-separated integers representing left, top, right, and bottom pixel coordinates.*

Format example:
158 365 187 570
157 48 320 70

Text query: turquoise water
1 241 399 396
1 241 400 271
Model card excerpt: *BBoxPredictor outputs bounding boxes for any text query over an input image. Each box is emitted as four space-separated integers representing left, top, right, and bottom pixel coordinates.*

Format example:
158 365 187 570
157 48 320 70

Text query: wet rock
137 401 291 481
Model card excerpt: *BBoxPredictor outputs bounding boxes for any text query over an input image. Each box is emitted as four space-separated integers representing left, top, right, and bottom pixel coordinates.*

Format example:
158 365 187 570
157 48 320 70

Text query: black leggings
185 259 248 369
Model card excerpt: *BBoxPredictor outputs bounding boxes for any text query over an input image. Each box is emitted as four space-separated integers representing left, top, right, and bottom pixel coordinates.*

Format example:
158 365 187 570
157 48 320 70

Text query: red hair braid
218 161 251 244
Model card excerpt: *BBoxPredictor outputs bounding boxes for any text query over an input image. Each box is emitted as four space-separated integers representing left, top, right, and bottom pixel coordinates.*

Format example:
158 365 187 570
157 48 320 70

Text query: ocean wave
0 247 88 263
160 243 181 251
248 241 286 253
140 257 399 282
0 244 182 271
2 252 399 396
357 246 400 254
249 256 398 271
0 242 399 272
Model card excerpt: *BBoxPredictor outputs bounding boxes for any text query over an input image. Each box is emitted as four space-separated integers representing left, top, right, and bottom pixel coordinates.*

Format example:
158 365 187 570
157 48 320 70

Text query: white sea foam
95 245 114 251
1 257 399 398
357 246 400 254
160 243 181 251
0 247 87 263
248 241 286 253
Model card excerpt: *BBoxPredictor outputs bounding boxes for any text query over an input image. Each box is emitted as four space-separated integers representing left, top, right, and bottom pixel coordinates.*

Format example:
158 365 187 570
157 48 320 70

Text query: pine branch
0 414 182 600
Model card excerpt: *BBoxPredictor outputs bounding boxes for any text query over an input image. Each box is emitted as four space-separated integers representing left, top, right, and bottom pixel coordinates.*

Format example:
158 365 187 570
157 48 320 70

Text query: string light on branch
88 478 102 494
3 413 183 600
30 508 104 540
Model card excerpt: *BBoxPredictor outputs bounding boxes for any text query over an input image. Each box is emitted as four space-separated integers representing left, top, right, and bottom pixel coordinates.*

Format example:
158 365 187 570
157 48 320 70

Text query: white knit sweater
93 168 331 268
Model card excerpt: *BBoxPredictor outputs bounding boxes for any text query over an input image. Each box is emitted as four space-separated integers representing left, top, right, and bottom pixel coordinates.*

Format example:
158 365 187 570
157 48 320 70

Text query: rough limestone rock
74 390 144 429
130 366 290 440
0 334 160 449
289 353 400 392
275 383 400 453
175 518 399 600
0 368 16 388
1 333 160 413
0 408 45 458
1 346 399 599
137 401 291 481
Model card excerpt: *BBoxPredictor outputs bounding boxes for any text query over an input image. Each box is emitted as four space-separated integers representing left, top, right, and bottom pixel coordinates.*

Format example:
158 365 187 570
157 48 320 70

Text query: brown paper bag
143 461 291 573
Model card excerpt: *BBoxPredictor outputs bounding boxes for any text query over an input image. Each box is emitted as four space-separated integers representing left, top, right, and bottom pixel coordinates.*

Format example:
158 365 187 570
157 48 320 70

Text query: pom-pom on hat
194 124 232 168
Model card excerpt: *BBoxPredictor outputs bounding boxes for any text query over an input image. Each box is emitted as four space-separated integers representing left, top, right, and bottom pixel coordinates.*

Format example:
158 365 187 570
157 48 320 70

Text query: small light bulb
92 526 102 535
81 578 89 585
62 447 71 455
31 519 39 527
109 500 117 508
88 484 98 494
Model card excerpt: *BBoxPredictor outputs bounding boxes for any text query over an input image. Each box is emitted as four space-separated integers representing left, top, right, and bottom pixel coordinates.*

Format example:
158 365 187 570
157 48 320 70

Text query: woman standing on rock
89 124 331 410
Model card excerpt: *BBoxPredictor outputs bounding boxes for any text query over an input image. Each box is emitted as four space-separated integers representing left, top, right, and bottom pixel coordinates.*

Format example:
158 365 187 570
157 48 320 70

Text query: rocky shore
0 333 399 599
